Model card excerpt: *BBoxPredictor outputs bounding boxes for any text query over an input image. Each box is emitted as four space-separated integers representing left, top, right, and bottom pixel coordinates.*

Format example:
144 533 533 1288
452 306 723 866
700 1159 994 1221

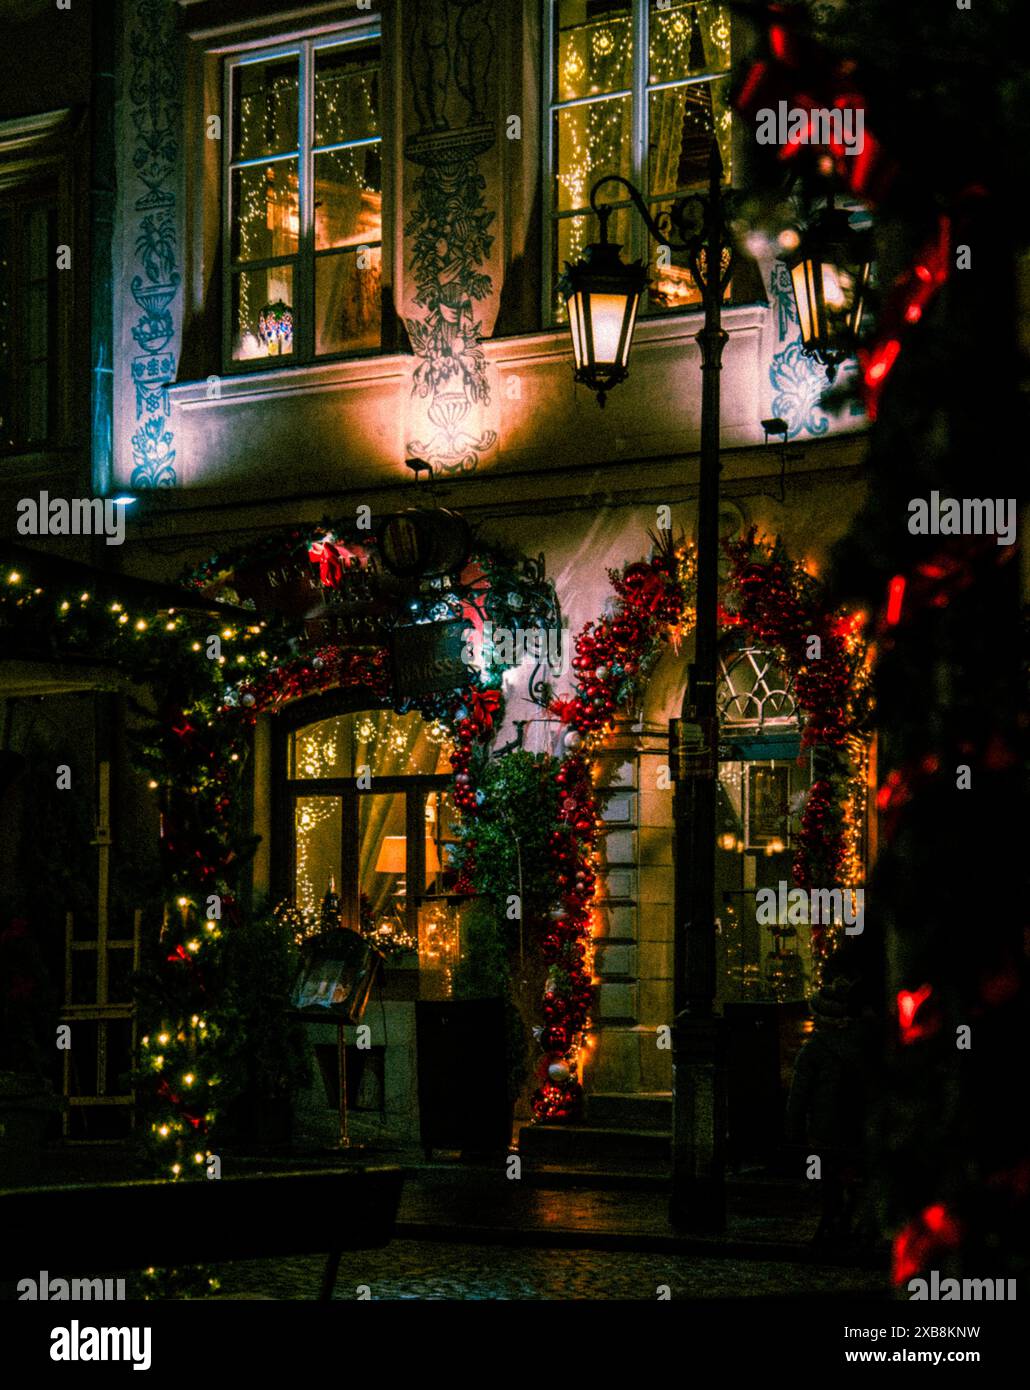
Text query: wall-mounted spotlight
760 417 802 503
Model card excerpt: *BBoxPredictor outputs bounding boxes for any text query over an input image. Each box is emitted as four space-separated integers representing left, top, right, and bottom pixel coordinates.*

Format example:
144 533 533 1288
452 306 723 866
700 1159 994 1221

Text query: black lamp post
560 141 735 1232
784 196 872 380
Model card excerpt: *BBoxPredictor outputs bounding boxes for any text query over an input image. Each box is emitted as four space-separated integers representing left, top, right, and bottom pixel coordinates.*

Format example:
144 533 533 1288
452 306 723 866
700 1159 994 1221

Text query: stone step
585 1091 672 1132
518 1123 671 1164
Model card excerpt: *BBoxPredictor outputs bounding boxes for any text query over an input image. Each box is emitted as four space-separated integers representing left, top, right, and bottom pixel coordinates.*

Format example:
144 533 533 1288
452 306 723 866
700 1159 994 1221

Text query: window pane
554 95 632 214
315 41 380 146
648 75 731 197
231 264 294 361
232 57 299 161
231 159 299 262
649 1 731 84
315 247 381 355
289 712 451 778
314 146 381 249
555 0 633 102
290 717 354 779
294 796 342 918
552 205 631 320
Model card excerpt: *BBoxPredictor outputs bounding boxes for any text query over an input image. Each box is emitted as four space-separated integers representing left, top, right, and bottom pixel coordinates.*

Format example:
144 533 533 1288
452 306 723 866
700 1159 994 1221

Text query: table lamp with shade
373 835 441 948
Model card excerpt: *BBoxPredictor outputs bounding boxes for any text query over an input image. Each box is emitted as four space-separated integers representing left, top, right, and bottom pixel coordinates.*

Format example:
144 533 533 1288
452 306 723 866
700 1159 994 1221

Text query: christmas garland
533 528 871 1122
0 528 557 1176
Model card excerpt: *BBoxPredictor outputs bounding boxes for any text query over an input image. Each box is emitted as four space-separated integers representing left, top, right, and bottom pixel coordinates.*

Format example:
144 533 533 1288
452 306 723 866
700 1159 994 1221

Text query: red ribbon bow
466 688 501 734
308 540 356 588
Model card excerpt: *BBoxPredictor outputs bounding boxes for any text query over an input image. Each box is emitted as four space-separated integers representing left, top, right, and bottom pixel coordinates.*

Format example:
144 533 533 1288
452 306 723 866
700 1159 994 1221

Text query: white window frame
222 18 382 373
542 0 731 326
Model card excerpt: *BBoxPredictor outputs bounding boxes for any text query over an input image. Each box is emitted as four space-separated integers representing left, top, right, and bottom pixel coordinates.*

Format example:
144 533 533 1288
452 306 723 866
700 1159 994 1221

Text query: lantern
784 203 871 380
258 299 294 355
558 222 647 407
379 508 471 578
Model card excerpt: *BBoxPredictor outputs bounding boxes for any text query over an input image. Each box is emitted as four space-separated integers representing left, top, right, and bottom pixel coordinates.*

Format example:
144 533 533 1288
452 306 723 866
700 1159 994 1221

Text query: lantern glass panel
791 258 815 345
567 291 586 369
588 290 634 365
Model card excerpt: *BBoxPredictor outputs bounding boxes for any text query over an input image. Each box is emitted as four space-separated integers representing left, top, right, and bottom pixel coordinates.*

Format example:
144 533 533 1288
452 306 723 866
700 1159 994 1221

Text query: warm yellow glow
588 292 630 365
822 263 847 311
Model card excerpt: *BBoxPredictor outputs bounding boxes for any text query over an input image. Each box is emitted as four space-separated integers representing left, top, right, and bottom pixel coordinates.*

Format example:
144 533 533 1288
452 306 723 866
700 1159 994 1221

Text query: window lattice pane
554 95 633 214
555 0 633 102
314 147 381 250
232 57 299 161
316 246 382 355
649 1 731 84
315 42 380 146
232 263 294 361
648 74 731 199
231 159 299 262
718 648 798 729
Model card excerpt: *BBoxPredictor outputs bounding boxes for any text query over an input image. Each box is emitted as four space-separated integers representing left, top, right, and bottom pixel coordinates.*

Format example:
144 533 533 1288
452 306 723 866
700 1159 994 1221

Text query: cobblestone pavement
216 1242 887 1301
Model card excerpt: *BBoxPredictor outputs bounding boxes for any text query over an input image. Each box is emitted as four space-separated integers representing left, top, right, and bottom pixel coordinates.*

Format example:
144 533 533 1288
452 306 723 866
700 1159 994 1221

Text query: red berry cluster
531 754 598 1122
564 559 682 734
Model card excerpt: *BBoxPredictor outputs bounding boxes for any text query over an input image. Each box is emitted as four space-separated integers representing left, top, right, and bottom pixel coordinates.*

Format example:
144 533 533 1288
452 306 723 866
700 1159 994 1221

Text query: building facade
2 0 873 1155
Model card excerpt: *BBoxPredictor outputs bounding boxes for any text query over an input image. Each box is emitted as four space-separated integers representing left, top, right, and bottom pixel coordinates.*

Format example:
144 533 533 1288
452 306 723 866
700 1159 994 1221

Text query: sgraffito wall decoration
124 0 181 488
768 256 865 441
403 0 500 475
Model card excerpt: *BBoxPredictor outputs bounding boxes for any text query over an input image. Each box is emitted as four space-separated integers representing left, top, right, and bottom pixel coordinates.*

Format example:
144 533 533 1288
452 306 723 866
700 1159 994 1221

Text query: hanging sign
390 619 470 698
669 716 718 780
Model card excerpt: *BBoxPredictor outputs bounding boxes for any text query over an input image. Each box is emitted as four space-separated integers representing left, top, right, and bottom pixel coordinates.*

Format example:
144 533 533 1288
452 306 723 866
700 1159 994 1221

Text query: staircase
518 1092 671 1171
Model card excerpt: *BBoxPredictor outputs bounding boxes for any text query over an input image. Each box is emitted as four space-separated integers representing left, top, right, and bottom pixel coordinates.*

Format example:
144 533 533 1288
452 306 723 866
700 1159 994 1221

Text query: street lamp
558 214 647 407
561 141 735 1233
784 198 871 380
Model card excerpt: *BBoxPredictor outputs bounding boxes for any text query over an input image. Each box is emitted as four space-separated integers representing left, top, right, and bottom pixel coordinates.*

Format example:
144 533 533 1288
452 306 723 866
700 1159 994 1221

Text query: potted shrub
220 910 313 1148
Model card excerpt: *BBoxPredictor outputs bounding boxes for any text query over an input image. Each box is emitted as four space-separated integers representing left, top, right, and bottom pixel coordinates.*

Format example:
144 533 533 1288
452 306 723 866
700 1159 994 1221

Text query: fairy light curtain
289 709 450 919
228 34 382 362
550 0 732 316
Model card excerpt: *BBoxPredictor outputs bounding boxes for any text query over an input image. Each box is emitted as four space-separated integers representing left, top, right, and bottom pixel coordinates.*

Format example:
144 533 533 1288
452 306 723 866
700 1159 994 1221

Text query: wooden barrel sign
379 509 471 579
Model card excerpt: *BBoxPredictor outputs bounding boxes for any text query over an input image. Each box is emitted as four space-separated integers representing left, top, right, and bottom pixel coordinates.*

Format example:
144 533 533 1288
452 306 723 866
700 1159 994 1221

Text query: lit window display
226 30 382 364
548 0 732 319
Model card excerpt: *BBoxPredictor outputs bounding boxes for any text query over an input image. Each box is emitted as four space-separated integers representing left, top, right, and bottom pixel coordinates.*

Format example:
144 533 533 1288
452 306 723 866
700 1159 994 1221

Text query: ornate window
0 110 77 454
223 24 382 368
717 645 798 731
277 707 461 989
544 0 732 322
